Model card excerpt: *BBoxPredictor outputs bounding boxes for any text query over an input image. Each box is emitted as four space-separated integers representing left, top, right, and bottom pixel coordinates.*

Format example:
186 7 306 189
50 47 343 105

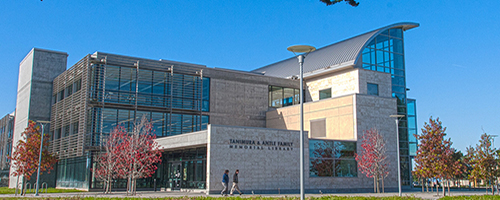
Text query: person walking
230 169 243 195
221 169 229 196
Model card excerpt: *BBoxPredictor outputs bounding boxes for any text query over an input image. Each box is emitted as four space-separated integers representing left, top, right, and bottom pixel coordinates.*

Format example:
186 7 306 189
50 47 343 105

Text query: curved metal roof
252 22 419 78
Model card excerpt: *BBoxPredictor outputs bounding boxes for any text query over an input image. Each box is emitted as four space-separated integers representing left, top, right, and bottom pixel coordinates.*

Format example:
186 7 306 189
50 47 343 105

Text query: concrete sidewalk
0 190 493 199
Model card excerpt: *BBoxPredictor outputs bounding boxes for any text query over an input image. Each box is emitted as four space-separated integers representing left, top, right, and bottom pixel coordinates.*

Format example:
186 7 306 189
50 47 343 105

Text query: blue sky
1 0 499 152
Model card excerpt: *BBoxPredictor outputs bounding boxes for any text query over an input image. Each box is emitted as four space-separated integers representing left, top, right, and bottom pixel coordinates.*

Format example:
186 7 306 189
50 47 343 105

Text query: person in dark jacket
230 169 243 195
221 169 229 196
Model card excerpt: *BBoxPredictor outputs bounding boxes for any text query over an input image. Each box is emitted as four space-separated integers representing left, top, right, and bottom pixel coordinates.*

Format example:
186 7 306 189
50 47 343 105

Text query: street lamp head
35 120 51 124
287 45 316 55
389 115 405 118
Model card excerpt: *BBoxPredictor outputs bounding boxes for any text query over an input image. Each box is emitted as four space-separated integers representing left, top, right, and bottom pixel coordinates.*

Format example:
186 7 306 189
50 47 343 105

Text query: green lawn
440 195 500 200
0 187 83 194
0 193 497 200
0 196 424 200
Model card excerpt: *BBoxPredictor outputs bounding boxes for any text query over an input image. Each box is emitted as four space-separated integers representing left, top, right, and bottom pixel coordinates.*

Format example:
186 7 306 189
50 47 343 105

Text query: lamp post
390 114 404 197
34 120 50 196
491 135 498 148
287 45 315 200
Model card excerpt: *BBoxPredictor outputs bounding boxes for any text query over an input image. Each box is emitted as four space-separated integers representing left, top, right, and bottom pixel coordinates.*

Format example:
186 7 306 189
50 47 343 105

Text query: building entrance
163 147 207 189
170 162 182 190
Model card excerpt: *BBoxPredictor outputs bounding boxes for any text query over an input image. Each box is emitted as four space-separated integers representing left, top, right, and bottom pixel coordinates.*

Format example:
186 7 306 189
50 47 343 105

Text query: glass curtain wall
91 65 209 112
90 147 207 189
361 28 412 185
407 99 417 157
88 107 208 139
56 156 90 188
88 63 210 146
83 62 210 190
407 99 417 179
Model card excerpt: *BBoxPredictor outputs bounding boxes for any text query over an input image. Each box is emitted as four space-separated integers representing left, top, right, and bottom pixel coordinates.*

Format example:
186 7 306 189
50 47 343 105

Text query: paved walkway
0 189 494 199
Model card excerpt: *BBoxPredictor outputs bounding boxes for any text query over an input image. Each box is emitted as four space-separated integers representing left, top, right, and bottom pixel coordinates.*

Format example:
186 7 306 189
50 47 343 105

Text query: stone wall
305 68 358 102
354 94 398 189
358 69 392 98
205 68 299 128
207 125 302 194
266 95 355 140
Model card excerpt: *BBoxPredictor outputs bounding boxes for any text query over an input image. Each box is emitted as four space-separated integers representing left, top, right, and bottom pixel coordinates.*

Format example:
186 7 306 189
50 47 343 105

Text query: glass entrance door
170 162 182 190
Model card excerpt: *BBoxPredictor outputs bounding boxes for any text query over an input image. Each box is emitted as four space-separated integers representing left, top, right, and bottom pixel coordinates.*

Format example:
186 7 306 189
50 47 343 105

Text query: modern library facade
5 22 419 193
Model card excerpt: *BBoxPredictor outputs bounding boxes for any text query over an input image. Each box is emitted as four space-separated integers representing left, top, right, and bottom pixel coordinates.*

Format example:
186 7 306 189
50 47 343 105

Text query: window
367 83 379 96
54 128 62 140
66 85 73 97
310 119 326 138
64 125 70 137
319 88 331 100
58 90 65 101
74 79 82 92
268 86 301 108
283 88 294 107
309 140 357 177
71 122 79 135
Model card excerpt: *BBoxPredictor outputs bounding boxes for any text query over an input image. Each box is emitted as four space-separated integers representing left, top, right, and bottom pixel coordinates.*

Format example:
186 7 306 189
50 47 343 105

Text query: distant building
0 112 14 186
7 22 418 193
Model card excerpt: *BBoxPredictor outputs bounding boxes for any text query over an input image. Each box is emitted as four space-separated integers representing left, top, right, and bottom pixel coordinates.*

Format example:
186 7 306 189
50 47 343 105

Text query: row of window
91 108 209 140
268 86 301 108
0 124 13 139
407 99 418 156
100 92 210 112
53 79 82 104
91 65 210 112
53 122 79 140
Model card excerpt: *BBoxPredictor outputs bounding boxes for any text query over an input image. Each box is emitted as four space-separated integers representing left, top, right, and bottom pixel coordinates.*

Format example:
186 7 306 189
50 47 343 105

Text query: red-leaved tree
93 126 128 193
122 116 162 195
9 120 57 184
93 115 162 195
355 128 388 193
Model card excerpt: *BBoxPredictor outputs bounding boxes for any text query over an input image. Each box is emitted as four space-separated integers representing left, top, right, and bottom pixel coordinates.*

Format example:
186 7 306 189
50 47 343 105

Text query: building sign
228 139 294 151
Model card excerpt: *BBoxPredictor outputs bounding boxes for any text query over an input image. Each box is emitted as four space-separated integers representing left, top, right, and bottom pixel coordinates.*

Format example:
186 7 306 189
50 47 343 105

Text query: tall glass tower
361 28 414 185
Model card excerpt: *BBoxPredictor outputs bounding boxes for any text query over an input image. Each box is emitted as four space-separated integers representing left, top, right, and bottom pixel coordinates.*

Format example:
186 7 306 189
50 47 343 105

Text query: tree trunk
102 180 106 194
376 176 380 193
442 180 445 196
107 174 112 194
447 180 450 196
127 176 131 195
382 175 385 193
133 178 137 195
426 178 429 192
21 176 25 196
436 181 439 196
421 178 424 192
15 175 19 196
491 180 494 195
373 177 376 193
